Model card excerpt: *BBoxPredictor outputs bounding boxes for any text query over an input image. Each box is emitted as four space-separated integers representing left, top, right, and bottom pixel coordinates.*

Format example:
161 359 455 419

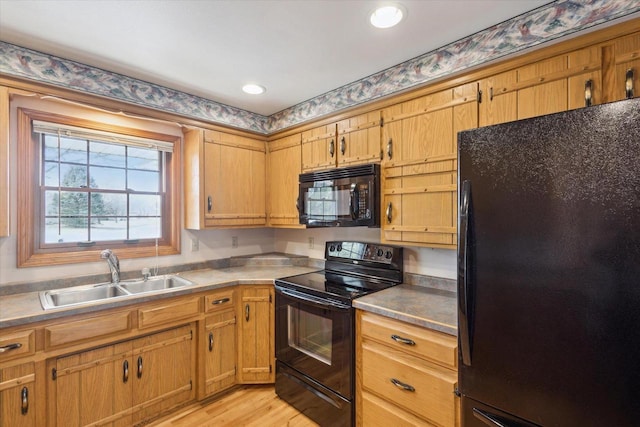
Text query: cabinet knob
386 138 393 160
584 79 593 107
123 360 129 383
207 195 212 213
329 139 335 158
245 304 250 322
340 137 346 155
209 331 214 352
386 202 393 224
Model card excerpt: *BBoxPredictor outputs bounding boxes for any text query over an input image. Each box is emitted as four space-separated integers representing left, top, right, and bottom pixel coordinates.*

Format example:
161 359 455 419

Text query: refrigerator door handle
472 408 511 427
458 179 472 366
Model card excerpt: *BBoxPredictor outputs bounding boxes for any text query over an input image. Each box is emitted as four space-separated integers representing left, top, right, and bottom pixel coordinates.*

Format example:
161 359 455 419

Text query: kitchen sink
39 275 195 310
118 276 193 294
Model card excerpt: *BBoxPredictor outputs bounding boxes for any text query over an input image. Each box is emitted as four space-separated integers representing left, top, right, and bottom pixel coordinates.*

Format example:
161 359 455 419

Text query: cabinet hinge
190 330 193 340
380 117 384 127
454 387 461 397
189 380 193 390
477 90 482 103
52 368 57 381
269 294 272 303
270 364 273 373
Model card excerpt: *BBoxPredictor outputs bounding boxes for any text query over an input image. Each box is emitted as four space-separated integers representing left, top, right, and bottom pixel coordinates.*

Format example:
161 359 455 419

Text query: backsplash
1 0 638 134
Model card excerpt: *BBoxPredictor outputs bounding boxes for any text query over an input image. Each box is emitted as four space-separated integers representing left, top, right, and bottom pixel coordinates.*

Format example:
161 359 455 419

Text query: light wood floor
148 385 320 427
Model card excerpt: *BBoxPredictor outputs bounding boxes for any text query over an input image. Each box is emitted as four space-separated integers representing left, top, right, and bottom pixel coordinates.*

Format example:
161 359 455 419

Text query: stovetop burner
275 241 404 305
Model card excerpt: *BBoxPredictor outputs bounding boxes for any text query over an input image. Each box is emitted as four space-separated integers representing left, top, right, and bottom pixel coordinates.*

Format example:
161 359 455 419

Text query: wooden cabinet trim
0 373 35 392
337 119 380 134
53 351 130 379
383 95 477 125
384 184 457 195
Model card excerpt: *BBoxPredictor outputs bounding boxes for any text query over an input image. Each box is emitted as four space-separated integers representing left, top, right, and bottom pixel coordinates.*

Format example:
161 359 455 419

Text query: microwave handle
349 183 359 219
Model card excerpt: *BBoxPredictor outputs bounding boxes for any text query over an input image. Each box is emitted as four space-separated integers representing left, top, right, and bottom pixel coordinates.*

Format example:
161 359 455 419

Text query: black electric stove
274 241 403 427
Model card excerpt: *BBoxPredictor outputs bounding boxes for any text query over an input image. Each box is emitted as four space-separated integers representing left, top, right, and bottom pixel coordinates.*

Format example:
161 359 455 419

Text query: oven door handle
276 286 351 310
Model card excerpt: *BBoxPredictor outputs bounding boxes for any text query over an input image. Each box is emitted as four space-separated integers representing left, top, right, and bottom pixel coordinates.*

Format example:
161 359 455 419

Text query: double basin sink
39 275 195 310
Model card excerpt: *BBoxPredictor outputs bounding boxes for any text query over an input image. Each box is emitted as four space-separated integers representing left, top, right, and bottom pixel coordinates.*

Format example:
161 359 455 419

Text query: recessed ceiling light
370 5 404 29
242 84 266 95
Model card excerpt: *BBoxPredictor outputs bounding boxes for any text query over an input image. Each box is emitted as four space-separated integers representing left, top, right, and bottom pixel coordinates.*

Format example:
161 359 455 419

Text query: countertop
1 263 458 337
353 284 457 336
0 265 316 329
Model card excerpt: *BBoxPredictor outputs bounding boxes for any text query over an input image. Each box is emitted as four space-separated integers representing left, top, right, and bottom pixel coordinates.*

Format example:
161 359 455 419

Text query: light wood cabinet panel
131 324 195 423
237 285 274 384
183 128 266 229
357 311 459 427
267 133 304 228
0 86 8 237
203 310 236 396
45 311 131 350
137 296 199 329
301 123 337 172
54 341 132 427
336 111 381 167
381 83 477 249
0 363 37 427
611 32 640 101
52 324 195 427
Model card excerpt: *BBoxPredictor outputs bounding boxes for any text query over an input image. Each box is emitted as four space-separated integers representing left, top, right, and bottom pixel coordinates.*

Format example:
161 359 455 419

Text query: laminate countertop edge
353 284 457 336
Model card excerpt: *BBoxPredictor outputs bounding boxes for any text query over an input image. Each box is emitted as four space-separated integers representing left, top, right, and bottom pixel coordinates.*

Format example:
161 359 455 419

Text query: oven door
275 285 353 399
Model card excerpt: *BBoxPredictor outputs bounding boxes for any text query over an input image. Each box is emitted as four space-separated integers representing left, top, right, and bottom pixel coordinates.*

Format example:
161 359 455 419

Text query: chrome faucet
100 249 120 283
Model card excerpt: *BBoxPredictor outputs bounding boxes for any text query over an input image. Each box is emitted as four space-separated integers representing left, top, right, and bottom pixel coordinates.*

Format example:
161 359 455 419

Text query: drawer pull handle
123 360 129 383
211 297 230 305
21 386 29 415
0 343 22 353
391 334 416 346
209 331 214 352
137 356 143 379
391 378 415 392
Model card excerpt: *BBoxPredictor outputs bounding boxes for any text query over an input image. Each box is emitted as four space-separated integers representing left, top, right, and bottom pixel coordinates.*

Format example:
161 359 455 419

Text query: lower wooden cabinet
237 285 274 383
51 324 195 427
356 310 459 427
202 288 237 397
0 362 36 427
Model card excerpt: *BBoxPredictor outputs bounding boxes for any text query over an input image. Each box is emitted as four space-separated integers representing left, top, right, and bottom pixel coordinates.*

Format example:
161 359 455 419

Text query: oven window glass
287 305 332 365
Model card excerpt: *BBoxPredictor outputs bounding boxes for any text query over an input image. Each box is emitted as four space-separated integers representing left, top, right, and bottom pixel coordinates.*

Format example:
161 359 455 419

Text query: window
18 109 181 267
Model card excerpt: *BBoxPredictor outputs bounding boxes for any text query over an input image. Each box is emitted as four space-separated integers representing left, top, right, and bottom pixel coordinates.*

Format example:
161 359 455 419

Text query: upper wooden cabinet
611 32 640 101
479 44 603 126
266 133 303 228
381 82 478 249
184 128 266 229
301 111 382 172
336 111 382 167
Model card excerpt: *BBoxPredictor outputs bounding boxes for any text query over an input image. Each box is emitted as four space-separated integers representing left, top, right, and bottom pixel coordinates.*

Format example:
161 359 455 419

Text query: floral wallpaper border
1 0 639 134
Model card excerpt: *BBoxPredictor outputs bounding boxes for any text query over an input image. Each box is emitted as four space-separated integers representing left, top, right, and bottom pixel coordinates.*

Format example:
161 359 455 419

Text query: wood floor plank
148 385 320 427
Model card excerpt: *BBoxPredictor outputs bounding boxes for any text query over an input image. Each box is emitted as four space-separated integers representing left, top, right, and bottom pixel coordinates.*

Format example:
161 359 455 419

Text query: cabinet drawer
0 330 35 362
138 297 200 329
204 289 235 313
360 311 457 369
45 311 131 349
361 390 437 427
361 340 457 427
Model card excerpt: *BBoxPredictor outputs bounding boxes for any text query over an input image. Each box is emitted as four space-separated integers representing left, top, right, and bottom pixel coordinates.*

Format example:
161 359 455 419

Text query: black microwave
298 164 380 228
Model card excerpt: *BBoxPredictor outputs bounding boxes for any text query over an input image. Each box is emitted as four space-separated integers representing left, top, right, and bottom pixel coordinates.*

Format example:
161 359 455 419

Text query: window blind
32 120 174 153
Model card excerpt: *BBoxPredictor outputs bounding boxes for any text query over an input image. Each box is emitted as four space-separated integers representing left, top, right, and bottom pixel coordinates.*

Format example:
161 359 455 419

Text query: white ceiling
0 0 550 116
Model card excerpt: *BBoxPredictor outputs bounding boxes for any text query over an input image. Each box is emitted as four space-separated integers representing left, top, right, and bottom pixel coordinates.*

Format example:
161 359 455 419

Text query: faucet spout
100 249 120 283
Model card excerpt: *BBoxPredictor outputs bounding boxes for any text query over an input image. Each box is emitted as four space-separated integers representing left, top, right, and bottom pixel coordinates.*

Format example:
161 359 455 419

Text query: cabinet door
612 32 640 101
301 123 337 172
237 286 274 383
381 83 478 249
336 111 381 167
54 342 132 427
0 86 8 237
0 363 36 427
132 324 195 423
203 131 266 227
267 134 303 227
204 310 237 396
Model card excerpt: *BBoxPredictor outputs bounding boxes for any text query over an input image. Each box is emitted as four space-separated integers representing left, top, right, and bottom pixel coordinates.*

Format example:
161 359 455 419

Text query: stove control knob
336 244 342 252
329 244 336 252
376 248 384 257
385 250 393 259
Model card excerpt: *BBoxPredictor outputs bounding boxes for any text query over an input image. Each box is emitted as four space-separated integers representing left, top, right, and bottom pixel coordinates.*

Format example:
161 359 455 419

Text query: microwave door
303 178 353 226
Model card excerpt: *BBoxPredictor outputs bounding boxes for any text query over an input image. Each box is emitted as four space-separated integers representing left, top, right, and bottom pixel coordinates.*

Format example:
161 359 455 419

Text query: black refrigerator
457 98 640 427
